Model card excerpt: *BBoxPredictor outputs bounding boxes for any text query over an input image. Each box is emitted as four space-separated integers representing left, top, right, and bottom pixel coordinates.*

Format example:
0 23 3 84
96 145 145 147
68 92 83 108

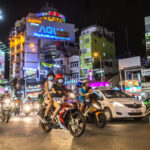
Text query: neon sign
28 18 42 24
39 16 65 23
41 62 60 68
37 11 66 23
33 25 70 40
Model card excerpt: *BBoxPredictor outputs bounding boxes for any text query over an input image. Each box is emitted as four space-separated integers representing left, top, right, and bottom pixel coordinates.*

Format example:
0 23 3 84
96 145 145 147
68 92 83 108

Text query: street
0 114 150 150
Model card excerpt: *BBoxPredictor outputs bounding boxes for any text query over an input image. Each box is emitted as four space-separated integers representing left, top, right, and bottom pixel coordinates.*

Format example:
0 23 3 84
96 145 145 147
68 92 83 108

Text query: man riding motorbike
51 74 67 122
79 80 90 112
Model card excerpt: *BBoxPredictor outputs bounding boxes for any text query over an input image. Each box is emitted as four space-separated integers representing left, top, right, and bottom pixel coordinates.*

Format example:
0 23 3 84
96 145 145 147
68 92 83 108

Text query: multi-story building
0 41 9 94
9 5 77 98
79 25 116 81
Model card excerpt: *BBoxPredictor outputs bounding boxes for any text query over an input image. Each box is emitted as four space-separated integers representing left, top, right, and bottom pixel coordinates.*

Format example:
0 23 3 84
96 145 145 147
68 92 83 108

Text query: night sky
0 0 150 57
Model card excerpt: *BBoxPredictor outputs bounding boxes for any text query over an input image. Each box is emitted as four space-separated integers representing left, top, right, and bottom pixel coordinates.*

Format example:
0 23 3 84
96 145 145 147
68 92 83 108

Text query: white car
92 89 146 121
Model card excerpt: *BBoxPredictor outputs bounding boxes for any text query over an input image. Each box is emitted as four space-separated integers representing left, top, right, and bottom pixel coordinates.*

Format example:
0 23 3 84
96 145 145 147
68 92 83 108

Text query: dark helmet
47 72 55 78
76 82 83 88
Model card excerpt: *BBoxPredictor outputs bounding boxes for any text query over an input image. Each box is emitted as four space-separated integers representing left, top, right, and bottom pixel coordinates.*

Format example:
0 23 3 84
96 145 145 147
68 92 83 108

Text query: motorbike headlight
92 103 101 109
112 102 124 107
4 99 11 104
69 93 75 99
24 105 30 111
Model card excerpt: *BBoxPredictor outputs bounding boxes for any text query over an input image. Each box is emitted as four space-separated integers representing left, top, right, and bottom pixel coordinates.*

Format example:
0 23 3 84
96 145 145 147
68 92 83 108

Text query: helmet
76 82 83 88
47 72 55 78
55 74 64 82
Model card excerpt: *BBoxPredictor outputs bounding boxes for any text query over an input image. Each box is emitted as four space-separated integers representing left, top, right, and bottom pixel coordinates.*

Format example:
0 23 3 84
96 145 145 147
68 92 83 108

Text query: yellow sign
56 31 70 37
28 18 42 24
39 16 65 23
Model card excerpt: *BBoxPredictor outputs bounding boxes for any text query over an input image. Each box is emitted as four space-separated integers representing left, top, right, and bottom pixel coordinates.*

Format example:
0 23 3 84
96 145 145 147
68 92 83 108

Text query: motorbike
38 92 86 137
14 103 20 116
85 94 106 128
1 98 12 123
23 103 32 116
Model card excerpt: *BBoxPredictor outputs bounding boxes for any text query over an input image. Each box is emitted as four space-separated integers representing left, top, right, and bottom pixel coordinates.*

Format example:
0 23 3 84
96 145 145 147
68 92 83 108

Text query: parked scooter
38 92 86 137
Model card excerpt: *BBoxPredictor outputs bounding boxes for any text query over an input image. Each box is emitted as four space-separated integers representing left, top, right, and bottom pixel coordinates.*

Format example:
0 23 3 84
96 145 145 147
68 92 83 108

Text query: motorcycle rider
44 72 55 119
1 91 11 120
51 74 67 122
75 82 83 108
79 80 90 113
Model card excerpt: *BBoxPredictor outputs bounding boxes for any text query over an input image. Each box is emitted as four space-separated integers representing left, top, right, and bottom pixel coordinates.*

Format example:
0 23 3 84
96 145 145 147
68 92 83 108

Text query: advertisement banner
26 17 75 41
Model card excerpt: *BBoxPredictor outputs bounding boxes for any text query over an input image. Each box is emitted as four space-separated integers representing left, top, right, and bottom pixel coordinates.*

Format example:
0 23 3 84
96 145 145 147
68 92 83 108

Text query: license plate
131 109 141 113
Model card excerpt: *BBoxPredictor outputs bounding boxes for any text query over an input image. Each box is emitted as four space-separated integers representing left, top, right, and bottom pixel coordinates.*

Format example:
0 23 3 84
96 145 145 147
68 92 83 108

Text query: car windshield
101 90 131 99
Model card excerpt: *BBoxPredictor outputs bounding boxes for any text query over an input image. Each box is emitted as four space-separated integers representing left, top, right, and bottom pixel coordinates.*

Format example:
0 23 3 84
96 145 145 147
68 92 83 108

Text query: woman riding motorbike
44 72 55 119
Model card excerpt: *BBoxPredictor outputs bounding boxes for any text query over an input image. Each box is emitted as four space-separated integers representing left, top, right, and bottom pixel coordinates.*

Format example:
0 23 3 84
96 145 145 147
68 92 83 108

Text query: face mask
58 79 64 84
48 76 54 81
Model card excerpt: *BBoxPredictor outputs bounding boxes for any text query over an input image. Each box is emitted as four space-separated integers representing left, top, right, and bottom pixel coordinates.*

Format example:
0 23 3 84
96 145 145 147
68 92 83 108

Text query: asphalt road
0 114 150 150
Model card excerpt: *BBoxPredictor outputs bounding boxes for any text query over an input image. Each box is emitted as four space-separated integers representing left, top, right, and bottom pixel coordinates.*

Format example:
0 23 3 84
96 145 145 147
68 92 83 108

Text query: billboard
26 18 75 41
125 80 141 93
119 56 141 70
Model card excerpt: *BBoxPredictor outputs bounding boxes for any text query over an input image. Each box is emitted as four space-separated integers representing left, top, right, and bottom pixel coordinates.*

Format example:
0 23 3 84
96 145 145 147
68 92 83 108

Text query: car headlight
92 103 101 109
69 93 75 99
112 102 124 107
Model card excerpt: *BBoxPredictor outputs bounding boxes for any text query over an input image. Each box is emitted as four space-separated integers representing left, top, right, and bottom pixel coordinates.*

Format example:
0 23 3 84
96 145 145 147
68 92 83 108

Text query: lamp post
0 10 3 20
93 52 103 82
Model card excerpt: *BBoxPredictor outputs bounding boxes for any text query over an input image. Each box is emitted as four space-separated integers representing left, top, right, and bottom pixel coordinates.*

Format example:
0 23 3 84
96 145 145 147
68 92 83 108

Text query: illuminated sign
26 18 75 41
37 11 66 22
125 80 139 87
39 16 65 23
41 62 60 68
28 18 42 24
125 86 141 93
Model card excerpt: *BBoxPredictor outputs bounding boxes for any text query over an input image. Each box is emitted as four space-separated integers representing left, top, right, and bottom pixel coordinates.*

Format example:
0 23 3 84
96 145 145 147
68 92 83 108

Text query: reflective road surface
0 114 150 150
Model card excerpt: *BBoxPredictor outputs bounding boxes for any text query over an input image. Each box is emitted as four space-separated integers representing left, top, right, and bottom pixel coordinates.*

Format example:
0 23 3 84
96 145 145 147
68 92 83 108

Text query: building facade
79 25 116 81
9 5 77 98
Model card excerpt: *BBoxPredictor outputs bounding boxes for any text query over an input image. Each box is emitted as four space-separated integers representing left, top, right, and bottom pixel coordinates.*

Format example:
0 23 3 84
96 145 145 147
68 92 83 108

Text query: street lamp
93 52 103 81
0 10 3 20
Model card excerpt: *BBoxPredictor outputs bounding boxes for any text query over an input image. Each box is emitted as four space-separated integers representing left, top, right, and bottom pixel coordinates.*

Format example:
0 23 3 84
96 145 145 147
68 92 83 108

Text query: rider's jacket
52 83 66 97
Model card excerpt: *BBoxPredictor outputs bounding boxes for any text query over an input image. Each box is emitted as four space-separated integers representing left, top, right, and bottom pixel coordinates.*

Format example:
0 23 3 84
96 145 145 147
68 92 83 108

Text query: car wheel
134 117 143 121
104 108 112 122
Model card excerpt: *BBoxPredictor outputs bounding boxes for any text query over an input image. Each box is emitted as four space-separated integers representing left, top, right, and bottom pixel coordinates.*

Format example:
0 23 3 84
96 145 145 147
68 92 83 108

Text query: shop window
85 57 92 64
60 60 63 65
85 38 89 43
83 69 88 75
80 39 83 44
81 48 87 54
17 44 21 49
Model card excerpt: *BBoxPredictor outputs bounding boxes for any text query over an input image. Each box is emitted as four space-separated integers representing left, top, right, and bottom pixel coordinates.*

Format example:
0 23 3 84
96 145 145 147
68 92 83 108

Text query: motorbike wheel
96 113 106 128
41 122 52 133
68 111 86 137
